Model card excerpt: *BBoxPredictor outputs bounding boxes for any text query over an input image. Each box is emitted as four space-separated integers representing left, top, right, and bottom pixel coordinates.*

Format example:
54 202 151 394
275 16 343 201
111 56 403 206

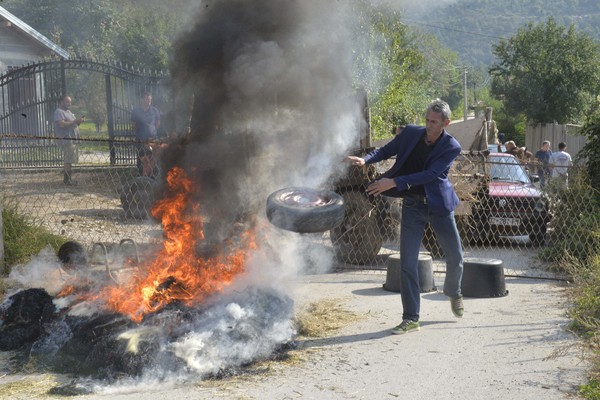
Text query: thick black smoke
162 0 361 241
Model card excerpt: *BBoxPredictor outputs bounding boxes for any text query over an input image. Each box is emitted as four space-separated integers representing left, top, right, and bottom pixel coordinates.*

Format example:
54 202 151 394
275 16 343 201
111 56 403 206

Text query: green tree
351 1 461 138
579 101 600 192
111 11 172 71
1 0 184 70
2 0 119 59
489 17 600 124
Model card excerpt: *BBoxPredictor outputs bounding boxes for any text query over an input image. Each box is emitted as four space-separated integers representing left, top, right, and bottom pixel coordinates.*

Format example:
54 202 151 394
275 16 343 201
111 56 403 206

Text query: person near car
504 140 519 156
346 98 464 335
534 141 552 188
131 91 161 176
54 95 85 186
549 142 572 188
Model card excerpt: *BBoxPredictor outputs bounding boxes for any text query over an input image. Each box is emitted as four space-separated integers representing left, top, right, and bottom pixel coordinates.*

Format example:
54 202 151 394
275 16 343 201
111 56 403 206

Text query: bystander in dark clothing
534 141 552 188
131 91 160 175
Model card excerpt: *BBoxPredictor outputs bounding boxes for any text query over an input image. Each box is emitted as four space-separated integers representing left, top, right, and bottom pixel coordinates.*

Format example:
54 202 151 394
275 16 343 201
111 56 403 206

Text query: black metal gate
0 59 168 167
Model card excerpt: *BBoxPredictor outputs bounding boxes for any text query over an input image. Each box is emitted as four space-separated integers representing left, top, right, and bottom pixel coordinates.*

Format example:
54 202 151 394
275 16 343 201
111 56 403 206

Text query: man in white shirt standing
54 95 85 185
549 142 572 188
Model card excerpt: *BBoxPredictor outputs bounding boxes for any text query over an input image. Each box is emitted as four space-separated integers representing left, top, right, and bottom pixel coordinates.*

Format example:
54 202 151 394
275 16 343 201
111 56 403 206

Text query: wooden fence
525 123 586 161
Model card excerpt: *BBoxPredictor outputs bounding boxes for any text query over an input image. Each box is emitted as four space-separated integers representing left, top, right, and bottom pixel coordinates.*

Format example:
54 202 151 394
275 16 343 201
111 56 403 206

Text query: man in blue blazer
347 99 464 335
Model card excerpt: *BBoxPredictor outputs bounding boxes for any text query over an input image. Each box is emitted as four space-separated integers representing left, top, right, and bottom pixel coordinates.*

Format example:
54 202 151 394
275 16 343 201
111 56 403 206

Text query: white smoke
169 292 295 377
6 246 65 296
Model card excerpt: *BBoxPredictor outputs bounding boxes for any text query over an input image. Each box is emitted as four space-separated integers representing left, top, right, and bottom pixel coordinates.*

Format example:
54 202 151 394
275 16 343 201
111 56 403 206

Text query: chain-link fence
326 151 597 278
0 137 163 249
1 137 597 279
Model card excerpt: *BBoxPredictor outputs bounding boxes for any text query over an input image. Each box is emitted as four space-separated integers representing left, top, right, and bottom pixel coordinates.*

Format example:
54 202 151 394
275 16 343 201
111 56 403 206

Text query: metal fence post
0 202 4 273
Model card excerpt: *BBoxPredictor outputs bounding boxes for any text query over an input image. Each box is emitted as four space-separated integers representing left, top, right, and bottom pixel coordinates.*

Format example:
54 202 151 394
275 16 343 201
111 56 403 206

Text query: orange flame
57 284 77 298
99 167 255 323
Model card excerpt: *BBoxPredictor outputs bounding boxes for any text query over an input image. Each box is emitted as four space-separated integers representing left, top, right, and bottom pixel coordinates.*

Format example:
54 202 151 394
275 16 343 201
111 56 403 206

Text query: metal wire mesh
0 137 596 279
327 153 597 278
0 137 163 249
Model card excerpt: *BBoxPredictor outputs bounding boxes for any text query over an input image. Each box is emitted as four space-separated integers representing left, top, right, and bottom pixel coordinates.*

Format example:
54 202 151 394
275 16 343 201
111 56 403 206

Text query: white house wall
0 26 52 73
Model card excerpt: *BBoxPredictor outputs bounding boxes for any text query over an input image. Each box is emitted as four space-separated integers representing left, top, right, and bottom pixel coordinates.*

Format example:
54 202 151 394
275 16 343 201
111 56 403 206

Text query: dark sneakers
391 319 420 335
451 295 464 318
392 297 463 335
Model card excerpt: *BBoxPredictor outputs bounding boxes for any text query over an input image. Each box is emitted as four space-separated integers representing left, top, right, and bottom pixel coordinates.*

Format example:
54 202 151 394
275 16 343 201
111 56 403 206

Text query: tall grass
568 254 600 399
537 174 600 398
1 199 66 276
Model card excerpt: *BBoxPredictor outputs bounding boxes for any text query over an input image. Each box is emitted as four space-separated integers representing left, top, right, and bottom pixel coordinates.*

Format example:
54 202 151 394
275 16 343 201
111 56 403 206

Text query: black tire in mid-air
266 187 345 233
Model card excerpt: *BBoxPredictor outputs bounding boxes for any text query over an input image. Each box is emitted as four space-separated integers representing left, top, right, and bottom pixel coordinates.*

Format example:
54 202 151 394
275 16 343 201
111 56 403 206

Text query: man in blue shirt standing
131 91 161 176
534 141 552 189
347 99 464 334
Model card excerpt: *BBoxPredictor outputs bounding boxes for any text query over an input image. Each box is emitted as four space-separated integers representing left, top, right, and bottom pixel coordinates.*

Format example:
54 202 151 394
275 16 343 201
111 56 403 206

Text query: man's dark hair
558 142 567 150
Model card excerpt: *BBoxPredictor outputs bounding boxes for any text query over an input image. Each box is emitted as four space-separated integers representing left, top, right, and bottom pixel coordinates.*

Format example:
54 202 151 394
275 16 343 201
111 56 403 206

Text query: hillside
400 0 600 67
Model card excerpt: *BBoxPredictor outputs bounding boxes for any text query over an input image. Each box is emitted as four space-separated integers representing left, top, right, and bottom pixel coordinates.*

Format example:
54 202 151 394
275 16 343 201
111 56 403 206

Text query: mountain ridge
400 0 600 67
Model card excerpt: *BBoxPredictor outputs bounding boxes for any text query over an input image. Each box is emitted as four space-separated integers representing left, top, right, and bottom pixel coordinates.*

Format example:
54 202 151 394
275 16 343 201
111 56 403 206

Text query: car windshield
488 144 506 153
488 155 531 184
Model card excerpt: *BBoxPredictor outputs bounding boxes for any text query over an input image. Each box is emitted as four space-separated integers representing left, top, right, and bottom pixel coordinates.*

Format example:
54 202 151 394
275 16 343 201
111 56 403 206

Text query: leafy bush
580 378 600 400
538 173 600 268
579 113 600 192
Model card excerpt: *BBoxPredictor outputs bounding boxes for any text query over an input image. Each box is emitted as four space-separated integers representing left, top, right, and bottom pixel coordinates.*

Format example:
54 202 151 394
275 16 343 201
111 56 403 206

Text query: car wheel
330 191 383 265
266 187 344 233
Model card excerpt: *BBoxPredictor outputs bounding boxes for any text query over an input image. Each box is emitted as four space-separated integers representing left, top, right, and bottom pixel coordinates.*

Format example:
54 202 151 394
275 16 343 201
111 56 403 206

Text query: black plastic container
384 253 436 293
462 257 508 298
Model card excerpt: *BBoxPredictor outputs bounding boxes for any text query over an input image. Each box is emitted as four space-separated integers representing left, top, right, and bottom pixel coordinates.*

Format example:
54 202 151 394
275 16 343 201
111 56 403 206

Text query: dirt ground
0 264 587 400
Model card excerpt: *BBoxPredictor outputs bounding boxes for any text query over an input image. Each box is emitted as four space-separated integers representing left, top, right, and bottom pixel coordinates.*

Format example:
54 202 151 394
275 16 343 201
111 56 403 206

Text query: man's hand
366 178 396 196
346 155 365 166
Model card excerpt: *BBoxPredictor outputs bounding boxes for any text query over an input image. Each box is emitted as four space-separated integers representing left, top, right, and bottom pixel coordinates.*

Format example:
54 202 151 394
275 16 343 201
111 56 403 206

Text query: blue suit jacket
363 124 462 215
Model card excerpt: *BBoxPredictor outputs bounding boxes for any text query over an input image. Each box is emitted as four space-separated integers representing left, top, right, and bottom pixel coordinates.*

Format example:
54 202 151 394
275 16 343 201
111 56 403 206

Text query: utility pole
463 67 468 121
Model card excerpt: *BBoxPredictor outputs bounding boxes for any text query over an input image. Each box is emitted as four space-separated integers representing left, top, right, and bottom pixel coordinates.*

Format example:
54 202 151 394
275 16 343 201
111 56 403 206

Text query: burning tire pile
0 167 299 388
0 285 294 381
